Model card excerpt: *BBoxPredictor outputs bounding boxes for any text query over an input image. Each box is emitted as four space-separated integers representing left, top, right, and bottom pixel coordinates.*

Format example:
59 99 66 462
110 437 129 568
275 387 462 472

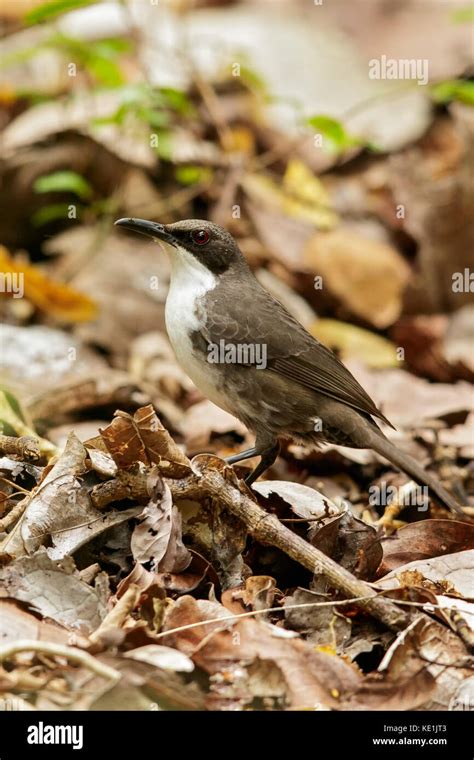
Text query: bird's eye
191 229 210 246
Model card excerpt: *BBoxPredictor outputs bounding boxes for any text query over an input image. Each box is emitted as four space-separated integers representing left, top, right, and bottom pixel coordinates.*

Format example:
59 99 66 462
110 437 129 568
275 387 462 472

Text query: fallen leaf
310 319 399 368
377 549 474 598
124 645 194 673
131 472 191 573
1 432 140 559
243 160 338 231
180 399 247 452
100 404 191 475
0 599 89 647
303 229 411 328
0 550 108 633
162 595 361 709
379 520 474 575
0 246 97 322
346 363 474 428
377 617 472 710
253 480 340 520
284 587 351 652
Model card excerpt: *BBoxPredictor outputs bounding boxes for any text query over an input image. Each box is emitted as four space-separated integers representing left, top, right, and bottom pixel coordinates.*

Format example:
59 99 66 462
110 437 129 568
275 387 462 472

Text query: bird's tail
368 431 464 514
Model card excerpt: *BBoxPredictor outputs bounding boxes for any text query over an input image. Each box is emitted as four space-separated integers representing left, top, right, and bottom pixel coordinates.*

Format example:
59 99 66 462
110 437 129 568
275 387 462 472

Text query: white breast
164 244 231 411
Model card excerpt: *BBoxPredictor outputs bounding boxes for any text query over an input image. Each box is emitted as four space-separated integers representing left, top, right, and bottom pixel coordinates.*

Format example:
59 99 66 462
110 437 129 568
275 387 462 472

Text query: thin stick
157 595 453 641
168 465 411 632
0 641 120 682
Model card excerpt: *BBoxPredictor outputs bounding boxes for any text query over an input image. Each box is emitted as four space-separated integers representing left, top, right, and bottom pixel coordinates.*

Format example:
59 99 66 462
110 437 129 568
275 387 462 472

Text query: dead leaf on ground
310 319 399 368
162 595 361 709
243 160 338 231
0 599 89 647
131 471 191 573
347 363 473 428
100 404 191 475
303 229 411 328
377 549 474 598
377 617 472 710
253 480 341 520
0 550 108 633
0 246 97 323
284 587 351 652
1 432 141 559
378 520 474 575
179 399 248 453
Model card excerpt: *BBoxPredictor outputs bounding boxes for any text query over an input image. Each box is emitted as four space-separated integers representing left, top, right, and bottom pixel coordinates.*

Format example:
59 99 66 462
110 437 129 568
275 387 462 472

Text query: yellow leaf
316 644 337 656
283 159 331 208
243 159 338 230
0 247 97 323
310 319 400 368
225 126 255 155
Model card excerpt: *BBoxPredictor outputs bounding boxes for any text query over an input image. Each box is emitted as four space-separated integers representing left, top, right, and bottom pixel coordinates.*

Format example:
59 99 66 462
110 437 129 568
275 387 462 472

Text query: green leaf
25 0 97 25
175 165 213 186
306 115 361 154
451 4 474 23
0 390 57 457
140 107 170 129
431 79 474 106
152 130 173 160
238 64 267 93
91 38 133 58
159 87 193 115
0 388 26 424
34 171 93 199
85 56 124 87
32 203 83 227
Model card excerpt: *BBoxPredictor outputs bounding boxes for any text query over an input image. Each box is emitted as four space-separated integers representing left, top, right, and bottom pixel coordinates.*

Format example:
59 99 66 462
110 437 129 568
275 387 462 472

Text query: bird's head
114 217 245 276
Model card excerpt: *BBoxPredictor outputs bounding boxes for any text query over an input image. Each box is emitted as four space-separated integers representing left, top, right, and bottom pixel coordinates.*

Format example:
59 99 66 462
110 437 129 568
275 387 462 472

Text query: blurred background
0 0 473 480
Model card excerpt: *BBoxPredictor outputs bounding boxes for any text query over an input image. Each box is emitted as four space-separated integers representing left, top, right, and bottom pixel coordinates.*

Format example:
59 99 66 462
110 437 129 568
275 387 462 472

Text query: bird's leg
224 440 281 485
244 441 281 486
224 446 260 465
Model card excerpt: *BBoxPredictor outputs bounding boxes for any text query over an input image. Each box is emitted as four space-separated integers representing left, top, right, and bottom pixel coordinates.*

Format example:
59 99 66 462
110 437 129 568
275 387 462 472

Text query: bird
115 217 463 514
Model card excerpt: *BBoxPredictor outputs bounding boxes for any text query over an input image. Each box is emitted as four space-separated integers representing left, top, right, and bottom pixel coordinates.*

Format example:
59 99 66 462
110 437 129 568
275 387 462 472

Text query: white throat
165 243 217 335
164 242 222 392
162 242 241 414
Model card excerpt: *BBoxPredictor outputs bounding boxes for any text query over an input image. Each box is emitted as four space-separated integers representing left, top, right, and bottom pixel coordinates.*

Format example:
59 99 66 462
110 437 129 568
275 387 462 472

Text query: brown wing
199 275 395 429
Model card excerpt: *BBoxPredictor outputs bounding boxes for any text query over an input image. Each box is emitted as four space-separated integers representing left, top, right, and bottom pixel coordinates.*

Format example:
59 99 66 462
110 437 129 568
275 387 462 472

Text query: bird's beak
114 218 176 246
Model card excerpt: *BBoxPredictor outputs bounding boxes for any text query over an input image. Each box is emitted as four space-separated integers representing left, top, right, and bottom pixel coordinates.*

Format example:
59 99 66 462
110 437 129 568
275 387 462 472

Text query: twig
166 461 410 632
0 496 29 531
0 435 40 462
0 641 120 682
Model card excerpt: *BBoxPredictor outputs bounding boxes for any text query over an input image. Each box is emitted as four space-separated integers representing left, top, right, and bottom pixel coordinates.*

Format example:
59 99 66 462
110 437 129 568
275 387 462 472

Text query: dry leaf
0 246 97 322
1 432 140 559
377 549 474 598
379 520 474 575
243 160 338 231
310 319 399 368
131 472 191 573
100 405 191 475
0 550 108 633
303 230 411 328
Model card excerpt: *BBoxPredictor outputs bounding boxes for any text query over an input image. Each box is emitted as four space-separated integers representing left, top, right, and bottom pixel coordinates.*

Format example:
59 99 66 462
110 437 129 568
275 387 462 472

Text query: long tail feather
368 432 464 514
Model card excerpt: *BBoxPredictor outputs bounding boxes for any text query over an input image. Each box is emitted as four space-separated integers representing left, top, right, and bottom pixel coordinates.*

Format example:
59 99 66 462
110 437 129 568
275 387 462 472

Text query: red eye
192 229 210 246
